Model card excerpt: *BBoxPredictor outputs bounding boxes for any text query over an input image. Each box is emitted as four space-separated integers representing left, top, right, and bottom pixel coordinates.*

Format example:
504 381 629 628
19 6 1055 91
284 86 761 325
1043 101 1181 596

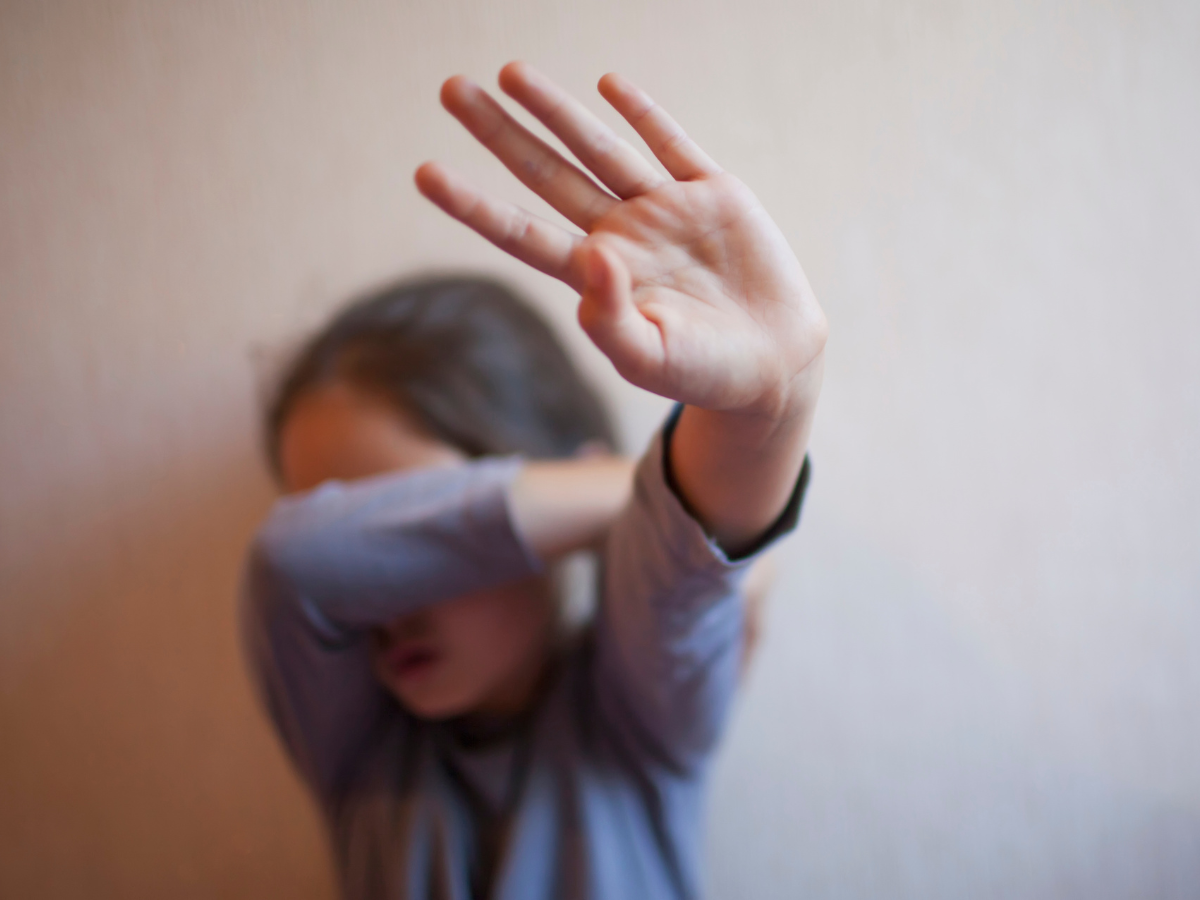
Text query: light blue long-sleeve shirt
240 415 808 899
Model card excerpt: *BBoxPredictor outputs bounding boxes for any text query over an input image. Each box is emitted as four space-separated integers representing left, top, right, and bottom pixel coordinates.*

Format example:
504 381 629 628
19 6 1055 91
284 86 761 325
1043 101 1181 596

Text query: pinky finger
415 161 580 283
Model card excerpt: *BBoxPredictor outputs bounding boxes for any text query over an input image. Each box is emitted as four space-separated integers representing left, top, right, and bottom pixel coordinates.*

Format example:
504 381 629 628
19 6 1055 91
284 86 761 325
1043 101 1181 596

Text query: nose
383 608 435 643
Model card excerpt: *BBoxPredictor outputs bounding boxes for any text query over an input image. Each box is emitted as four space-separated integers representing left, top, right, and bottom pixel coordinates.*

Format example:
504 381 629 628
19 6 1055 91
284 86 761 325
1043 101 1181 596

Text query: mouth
384 643 443 681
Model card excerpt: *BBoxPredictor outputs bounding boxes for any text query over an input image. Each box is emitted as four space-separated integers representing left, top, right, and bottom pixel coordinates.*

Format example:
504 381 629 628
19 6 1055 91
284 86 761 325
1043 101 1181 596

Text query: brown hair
264 275 617 481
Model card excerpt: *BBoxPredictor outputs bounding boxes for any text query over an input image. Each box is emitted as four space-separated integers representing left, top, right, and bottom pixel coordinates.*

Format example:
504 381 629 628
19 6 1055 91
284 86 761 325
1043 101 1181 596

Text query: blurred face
278 382 555 719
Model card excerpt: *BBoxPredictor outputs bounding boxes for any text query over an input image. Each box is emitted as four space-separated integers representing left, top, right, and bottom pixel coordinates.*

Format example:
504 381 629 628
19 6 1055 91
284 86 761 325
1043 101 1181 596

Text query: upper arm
240 543 394 805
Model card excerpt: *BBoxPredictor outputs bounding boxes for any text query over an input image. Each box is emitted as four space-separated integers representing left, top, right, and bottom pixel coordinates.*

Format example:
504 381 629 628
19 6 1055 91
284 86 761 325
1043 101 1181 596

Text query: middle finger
441 76 618 231
498 61 665 200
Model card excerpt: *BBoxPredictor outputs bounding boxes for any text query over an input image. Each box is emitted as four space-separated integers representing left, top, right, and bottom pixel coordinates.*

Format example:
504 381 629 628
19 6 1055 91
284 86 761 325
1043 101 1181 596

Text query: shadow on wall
707 505 1200 900
4 403 1200 899
0 419 337 898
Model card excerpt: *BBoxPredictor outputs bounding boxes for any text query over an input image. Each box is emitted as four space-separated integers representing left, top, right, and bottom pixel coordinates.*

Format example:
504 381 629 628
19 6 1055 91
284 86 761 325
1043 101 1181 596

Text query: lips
384 642 442 680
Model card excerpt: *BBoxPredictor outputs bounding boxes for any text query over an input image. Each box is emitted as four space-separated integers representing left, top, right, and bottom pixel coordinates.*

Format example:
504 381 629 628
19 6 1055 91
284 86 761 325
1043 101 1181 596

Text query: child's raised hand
416 62 827 425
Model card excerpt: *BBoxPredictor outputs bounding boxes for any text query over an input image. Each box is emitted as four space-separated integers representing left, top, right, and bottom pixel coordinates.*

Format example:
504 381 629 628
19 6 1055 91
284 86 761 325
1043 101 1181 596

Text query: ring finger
440 76 618 231
497 61 664 200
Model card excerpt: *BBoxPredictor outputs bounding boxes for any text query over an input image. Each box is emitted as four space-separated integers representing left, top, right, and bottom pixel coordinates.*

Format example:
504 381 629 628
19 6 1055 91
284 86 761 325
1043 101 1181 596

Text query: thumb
583 241 628 315
577 243 661 384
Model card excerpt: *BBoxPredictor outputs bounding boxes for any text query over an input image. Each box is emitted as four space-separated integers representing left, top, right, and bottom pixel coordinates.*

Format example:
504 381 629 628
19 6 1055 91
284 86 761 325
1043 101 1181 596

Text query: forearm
593 419 805 772
254 457 538 631
670 352 824 556
509 455 635 561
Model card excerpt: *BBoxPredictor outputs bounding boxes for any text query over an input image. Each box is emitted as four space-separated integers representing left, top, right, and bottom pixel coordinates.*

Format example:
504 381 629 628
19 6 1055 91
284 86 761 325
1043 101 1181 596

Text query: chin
390 681 481 721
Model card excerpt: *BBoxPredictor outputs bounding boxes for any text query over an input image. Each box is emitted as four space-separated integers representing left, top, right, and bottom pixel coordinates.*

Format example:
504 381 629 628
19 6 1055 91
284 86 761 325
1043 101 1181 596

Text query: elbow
242 501 321 626
241 531 293 625
251 501 318 590
244 519 349 646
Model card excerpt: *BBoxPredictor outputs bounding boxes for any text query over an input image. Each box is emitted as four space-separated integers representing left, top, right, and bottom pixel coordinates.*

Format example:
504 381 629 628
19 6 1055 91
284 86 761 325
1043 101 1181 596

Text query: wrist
765 346 826 427
511 455 635 561
694 350 824 454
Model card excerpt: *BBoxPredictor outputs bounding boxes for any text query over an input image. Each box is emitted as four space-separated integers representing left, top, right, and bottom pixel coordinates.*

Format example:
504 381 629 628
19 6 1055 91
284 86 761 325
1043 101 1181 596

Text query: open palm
416 62 827 420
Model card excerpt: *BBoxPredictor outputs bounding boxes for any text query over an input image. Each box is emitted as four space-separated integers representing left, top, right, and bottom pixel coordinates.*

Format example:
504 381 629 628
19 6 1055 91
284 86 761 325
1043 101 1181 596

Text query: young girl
242 63 827 899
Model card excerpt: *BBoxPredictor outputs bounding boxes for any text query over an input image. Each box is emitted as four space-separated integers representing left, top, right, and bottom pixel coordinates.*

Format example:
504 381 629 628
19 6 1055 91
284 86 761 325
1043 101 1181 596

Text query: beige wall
2 1 1198 896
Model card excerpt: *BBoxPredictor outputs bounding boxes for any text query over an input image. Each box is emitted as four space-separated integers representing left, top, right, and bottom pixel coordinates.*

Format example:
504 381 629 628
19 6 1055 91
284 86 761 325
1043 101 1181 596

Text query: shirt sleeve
239 457 541 805
592 406 810 774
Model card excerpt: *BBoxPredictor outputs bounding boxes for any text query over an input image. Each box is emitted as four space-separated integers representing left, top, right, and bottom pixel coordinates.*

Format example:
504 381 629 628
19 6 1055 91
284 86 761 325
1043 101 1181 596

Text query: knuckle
498 211 533 251
461 192 484 222
543 93 570 128
521 152 559 186
584 194 614 224
587 127 617 162
658 126 689 154
630 99 658 127
626 174 661 196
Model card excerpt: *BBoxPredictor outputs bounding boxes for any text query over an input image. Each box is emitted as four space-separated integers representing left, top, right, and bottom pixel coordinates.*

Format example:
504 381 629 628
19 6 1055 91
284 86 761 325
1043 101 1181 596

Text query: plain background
2 0 1198 897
